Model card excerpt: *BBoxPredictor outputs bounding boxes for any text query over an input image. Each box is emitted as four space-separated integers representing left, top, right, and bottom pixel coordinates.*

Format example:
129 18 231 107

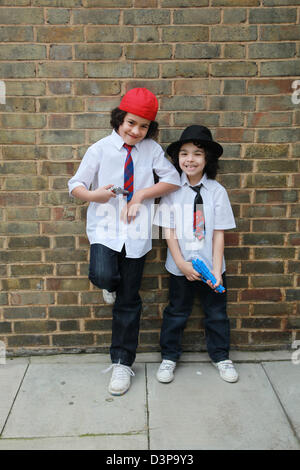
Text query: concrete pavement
0 351 299 450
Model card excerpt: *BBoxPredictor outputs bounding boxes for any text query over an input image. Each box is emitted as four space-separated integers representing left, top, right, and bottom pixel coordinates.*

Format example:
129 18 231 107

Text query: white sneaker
156 359 176 383
102 289 116 304
103 362 135 396
213 359 238 383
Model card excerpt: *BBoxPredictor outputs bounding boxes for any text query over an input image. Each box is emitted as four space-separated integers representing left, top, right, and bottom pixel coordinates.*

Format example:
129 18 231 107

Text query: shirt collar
111 129 141 152
181 172 209 189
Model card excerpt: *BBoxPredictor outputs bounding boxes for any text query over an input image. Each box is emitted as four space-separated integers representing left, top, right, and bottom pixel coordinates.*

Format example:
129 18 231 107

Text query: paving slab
262 361 300 440
1 353 299 450
0 361 28 433
146 362 300 450
2 362 147 440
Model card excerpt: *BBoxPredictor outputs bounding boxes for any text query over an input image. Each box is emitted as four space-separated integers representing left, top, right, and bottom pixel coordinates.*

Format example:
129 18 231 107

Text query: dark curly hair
169 140 219 180
110 108 159 140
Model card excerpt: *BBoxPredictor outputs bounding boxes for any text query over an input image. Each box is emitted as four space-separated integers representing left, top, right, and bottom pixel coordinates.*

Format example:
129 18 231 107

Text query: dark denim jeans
160 273 230 363
89 243 146 367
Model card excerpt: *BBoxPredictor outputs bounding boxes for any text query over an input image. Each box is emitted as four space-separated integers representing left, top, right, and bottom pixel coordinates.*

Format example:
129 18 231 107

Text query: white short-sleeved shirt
153 172 236 275
68 130 181 258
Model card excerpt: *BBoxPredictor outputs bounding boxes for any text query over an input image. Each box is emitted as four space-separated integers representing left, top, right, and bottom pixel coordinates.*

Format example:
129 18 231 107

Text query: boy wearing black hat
153 125 238 384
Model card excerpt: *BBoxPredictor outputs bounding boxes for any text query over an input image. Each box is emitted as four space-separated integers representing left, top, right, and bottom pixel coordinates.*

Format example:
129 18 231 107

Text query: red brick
240 289 282 302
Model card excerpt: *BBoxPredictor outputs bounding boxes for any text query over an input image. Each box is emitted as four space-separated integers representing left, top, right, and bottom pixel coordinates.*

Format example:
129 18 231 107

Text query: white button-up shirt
68 130 180 258
153 172 236 275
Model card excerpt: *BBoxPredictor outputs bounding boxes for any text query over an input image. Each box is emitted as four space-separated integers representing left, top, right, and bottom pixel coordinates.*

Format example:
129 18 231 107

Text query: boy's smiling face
178 142 206 185
118 113 150 146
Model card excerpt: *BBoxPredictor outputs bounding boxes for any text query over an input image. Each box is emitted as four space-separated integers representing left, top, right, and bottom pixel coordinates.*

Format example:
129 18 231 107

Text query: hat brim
167 138 223 159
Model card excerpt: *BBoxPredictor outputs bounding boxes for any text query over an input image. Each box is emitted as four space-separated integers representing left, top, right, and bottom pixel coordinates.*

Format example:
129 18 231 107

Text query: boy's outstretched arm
71 184 116 203
122 182 179 223
137 182 180 200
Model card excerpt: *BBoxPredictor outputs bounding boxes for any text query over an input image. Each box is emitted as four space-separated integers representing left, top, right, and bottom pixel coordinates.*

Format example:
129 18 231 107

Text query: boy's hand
120 190 145 224
206 271 222 292
89 184 116 203
179 261 202 282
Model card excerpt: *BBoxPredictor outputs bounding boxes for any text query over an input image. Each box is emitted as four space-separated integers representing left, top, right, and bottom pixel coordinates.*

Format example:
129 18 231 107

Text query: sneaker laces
217 360 234 371
159 360 176 371
102 360 135 379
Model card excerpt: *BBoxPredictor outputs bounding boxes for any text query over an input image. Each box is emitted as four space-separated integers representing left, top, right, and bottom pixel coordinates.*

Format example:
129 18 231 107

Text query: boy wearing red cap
68 88 180 396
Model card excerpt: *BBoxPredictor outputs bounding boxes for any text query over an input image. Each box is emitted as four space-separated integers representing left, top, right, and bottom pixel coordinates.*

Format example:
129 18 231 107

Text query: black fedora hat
166 125 223 159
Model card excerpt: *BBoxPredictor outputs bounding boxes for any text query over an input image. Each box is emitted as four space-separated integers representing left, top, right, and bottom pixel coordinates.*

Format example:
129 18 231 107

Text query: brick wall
0 0 299 356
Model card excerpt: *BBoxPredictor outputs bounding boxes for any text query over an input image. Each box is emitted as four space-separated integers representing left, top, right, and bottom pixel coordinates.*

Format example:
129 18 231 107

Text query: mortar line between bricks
261 362 300 448
0 361 30 438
